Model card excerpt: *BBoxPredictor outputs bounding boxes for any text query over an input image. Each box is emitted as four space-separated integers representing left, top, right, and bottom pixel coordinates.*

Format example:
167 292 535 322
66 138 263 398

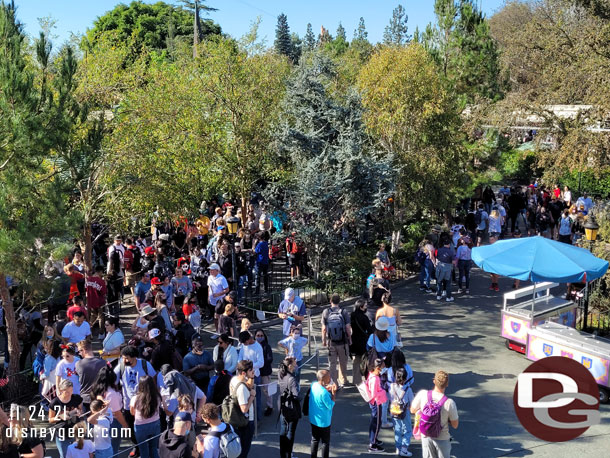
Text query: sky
14 0 507 47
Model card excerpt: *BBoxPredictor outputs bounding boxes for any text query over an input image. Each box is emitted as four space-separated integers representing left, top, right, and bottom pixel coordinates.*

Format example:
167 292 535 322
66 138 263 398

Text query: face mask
184 428 190 436
256 337 264 343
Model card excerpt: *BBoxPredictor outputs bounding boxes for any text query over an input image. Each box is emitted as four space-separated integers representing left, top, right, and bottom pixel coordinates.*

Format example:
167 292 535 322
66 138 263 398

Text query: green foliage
274 13 295 62
303 23 316 52
383 4 411 45
358 44 467 217
497 149 538 184
561 170 610 198
85 0 220 52
268 55 396 274
424 0 504 104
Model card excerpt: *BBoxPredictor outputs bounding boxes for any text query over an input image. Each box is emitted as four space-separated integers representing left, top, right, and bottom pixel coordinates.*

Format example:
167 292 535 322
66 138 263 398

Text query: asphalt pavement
247 268 610 458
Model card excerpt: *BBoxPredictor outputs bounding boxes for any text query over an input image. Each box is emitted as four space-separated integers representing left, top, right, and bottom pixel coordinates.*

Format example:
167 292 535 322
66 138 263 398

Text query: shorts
288 253 300 266
476 230 486 239
125 271 138 287
489 232 500 239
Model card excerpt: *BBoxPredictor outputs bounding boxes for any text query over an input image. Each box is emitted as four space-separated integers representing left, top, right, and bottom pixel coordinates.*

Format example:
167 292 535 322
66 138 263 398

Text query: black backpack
302 387 311 416
280 387 301 422
474 210 483 226
130 247 142 273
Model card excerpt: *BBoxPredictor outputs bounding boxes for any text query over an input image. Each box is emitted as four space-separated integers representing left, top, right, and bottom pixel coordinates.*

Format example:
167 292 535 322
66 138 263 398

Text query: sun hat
140 305 156 317
375 316 390 332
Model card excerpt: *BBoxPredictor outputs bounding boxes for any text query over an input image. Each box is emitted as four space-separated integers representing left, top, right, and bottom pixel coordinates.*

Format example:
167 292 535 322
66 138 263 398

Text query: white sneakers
396 449 412 457
446 297 455 302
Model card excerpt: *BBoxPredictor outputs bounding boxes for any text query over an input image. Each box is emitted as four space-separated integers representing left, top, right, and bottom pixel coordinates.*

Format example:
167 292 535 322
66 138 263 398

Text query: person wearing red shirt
64 263 85 301
67 296 88 321
553 184 561 199
86 265 107 339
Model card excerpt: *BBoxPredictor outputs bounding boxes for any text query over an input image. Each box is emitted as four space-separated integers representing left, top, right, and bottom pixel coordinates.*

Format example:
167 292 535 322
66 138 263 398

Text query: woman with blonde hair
0 405 45 457
218 304 235 337
65 421 95 458
375 291 402 347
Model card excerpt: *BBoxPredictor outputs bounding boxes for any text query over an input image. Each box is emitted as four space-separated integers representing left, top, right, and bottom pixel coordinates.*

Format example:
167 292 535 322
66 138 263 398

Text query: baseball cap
209 263 220 271
114 234 123 241
217 225 226 231
144 247 155 255
148 328 161 339
151 277 162 286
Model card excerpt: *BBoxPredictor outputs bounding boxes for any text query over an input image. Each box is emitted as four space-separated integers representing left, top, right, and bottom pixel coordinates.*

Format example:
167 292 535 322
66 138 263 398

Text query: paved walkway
248 268 610 457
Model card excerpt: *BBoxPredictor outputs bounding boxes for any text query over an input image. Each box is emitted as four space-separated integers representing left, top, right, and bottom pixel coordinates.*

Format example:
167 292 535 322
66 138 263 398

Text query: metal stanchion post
308 310 312 357
254 393 258 437
316 349 319 373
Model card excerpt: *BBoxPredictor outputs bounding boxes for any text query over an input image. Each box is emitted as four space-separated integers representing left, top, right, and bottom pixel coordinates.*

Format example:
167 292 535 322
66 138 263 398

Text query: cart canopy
471 236 609 283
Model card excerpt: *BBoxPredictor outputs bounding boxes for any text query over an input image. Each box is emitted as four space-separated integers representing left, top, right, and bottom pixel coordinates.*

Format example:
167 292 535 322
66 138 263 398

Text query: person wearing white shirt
238 331 264 421
197 403 233 458
213 333 238 374
278 288 306 337
61 312 91 344
207 263 229 311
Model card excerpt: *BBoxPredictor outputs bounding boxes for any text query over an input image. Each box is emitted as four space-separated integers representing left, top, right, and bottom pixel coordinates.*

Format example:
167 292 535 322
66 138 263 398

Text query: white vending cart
527 322 610 403
501 282 577 353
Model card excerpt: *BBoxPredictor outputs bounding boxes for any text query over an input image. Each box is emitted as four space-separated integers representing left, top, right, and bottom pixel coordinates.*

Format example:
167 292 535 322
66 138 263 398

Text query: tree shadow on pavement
406 333 487 353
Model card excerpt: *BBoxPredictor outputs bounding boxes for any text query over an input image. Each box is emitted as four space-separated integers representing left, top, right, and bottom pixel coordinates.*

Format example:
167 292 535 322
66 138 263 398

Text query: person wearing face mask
55 344 81 395
278 325 308 386
182 336 214 392
350 299 373 386
237 331 264 421
255 329 274 417
114 345 157 456
213 333 238 374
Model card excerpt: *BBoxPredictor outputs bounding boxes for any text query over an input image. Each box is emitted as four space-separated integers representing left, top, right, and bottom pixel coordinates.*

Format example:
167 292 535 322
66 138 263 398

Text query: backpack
389 385 409 420
359 336 380 377
419 390 448 438
415 247 427 265
221 382 249 428
474 210 483 226
280 387 301 422
326 308 346 343
130 247 142 273
209 424 242 458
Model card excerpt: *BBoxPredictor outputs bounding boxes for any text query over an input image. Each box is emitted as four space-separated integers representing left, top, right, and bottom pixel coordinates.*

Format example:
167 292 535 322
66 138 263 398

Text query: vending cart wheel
599 387 610 404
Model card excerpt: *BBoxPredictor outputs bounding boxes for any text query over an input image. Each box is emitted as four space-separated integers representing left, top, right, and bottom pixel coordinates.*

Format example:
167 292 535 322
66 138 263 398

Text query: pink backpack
419 390 447 438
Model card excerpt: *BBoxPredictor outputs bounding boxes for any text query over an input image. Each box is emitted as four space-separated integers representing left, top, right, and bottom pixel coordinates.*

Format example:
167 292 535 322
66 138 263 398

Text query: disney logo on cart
513 356 600 442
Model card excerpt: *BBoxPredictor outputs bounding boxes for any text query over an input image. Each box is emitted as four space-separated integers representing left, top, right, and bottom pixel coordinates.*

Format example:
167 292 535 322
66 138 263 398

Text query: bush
561 169 610 199
498 149 539 184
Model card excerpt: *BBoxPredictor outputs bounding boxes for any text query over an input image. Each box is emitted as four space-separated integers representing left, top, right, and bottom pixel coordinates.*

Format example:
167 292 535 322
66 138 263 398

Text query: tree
270 55 395 275
85 1 220 52
383 4 411 45
424 0 504 104
358 44 466 219
290 33 302 63
274 13 294 62
0 3 74 377
304 23 316 51
353 17 368 42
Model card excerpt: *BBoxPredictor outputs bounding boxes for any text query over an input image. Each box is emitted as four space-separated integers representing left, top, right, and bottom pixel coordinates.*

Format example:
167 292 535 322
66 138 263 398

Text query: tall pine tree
383 4 411 45
304 23 316 51
270 55 395 275
274 13 294 61
353 17 368 42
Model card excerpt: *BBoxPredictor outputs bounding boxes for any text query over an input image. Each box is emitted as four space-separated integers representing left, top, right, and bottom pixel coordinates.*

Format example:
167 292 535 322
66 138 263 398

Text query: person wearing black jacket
350 299 373 386
256 329 275 417
146 328 173 372
172 313 196 357
508 188 525 234
278 357 300 458
159 411 192 458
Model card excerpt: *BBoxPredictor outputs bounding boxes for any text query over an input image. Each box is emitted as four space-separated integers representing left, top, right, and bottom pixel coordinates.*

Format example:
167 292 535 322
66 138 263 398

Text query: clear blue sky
14 0 506 46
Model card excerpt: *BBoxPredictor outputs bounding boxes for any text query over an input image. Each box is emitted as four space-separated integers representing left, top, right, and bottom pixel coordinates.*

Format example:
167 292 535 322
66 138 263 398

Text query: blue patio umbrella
471 236 608 283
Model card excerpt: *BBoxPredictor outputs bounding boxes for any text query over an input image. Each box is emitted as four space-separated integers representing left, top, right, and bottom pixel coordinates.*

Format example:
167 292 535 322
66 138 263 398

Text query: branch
0 151 16 171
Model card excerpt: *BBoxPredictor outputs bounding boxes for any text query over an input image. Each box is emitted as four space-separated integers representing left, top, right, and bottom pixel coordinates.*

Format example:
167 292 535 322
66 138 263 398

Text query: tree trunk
391 229 401 254
83 221 93 273
0 274 20 376
241 194 247 226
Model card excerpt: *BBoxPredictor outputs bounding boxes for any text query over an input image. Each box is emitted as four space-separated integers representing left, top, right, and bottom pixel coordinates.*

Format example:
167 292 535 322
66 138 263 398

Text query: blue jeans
254 263 269 294
134 419 160 458
56 436 70 458
369 403 382 445
110 417 122 456
422 259 434 289
237 274 248 302
393 412 412 452
458 259 471 289
95 447 113 458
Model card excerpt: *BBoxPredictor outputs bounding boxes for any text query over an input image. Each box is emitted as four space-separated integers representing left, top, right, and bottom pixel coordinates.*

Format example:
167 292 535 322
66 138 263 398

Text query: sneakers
397 449 412 457
368 444 385 452
436 295 442 300
446 297 455 302
425 288 432 293
457 288 463 294
489 284 495 290
494 285 500 292
263 407 273 416
465 289 470 294
441 290 447 297
420 286 426 291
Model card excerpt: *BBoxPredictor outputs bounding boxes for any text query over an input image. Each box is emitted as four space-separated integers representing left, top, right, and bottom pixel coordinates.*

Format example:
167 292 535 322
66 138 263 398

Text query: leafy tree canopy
85 1 220 51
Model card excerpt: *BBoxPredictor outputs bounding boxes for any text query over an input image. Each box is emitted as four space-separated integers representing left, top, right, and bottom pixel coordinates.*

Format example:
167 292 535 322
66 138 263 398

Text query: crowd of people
2 183 597 458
